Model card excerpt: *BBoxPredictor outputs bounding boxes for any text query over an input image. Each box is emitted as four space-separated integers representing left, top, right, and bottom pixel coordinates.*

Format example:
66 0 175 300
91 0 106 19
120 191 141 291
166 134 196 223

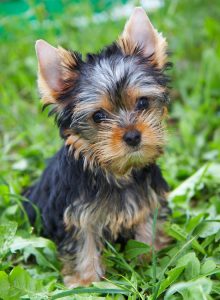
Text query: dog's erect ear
118 7 167 68
35 40 79 105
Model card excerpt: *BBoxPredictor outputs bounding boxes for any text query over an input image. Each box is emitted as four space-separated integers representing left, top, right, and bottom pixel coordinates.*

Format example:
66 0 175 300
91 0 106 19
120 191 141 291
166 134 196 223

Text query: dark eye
92 110 108 123
136 97 149 111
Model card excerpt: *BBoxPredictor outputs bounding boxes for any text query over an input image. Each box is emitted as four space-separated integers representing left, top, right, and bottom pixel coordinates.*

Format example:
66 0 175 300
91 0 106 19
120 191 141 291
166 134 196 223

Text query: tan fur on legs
135 217 171 251
62 230 104 288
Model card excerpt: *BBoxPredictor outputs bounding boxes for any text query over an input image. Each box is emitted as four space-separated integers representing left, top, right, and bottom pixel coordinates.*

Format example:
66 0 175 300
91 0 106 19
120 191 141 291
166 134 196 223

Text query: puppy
24 7 171 288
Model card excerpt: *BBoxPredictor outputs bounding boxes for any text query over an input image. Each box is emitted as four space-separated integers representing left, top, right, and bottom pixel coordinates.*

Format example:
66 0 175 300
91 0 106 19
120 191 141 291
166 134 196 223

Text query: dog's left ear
35 40 80 106
118 7 167 68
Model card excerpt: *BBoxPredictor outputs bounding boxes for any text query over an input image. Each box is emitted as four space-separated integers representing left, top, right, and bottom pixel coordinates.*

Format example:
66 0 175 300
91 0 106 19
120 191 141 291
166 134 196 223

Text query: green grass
0 0 220 299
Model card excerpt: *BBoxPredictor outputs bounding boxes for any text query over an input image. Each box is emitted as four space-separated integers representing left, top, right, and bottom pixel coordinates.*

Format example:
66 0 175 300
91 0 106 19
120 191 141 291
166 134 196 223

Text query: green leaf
167 224 205 254
201 260 216 275
186 213 205 233
198 221 220 238
106 295 125 300
176 252 200 280
158 266 185 296
9 236 58 271
185 261 200 281
23 246 58 271
0 221 17 257
165 277 212 300
169 163 220 205
7 266 46 300
0 271 10 299
93 282 125 290
0 183 10 204
51 288 129 299
10 236 56 253
124 240 150 259
212 281 220 295
169 164 209 204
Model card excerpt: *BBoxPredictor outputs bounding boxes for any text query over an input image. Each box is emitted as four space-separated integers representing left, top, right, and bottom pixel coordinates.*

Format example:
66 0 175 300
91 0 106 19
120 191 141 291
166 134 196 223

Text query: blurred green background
0 1 220 299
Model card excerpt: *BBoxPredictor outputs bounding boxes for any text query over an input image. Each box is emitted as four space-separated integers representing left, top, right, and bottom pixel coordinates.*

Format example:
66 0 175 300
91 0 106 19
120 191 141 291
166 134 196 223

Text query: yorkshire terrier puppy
24 7 171 288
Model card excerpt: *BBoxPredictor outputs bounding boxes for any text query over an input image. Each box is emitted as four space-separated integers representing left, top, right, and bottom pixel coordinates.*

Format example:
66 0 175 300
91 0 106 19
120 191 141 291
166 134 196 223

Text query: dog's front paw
64 272 101 288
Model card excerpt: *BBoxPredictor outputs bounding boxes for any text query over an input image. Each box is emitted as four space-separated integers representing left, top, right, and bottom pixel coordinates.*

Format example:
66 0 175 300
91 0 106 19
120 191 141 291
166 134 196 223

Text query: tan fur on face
100 95 114 112
66 134 89 160
121 87 141 110
73 94 114 117
65 109 165 176
93 111 165 175
66 134 99 171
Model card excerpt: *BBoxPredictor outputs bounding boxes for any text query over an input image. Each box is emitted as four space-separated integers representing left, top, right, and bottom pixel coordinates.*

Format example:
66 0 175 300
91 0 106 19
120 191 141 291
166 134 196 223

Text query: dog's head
36 7 170 175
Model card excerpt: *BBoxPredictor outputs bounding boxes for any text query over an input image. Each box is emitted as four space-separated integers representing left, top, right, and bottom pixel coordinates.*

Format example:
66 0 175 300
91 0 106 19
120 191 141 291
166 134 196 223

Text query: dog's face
36 8 170 175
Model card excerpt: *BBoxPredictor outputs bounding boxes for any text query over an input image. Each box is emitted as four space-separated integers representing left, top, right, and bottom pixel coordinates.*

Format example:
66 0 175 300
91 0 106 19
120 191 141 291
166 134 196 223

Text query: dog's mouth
126 149 147 165
108 143 164 176
127 145 141 153
106 150 146 176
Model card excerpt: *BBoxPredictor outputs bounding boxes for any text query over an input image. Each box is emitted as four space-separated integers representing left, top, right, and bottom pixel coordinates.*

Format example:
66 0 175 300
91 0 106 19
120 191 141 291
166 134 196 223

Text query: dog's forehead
90 56 155 91
77 55 163 110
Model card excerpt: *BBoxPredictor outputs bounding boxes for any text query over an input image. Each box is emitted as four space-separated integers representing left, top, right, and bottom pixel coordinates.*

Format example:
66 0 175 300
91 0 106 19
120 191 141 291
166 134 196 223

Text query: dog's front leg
135 216 171 251
61 229 104 288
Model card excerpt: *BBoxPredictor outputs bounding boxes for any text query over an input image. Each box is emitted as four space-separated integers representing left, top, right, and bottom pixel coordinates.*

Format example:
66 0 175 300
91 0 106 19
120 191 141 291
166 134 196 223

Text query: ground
0 0 220 299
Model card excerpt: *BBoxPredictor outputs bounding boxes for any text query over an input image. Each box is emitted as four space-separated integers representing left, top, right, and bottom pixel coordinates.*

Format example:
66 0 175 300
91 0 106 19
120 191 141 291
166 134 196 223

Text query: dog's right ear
118 7 167 69
35 40 80 105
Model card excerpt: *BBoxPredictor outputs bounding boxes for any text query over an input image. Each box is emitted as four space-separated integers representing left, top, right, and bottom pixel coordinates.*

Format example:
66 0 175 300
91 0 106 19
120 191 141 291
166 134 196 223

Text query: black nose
123 130 141 147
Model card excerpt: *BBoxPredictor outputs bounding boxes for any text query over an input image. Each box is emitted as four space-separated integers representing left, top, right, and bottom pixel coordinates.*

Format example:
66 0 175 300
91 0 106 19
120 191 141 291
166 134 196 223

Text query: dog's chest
64 176 151 239
101 188 150 238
